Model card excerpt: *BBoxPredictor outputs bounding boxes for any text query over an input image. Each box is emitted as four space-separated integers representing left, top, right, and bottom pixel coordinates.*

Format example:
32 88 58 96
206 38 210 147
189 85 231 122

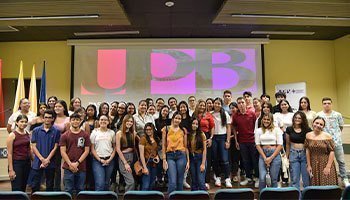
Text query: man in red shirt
60 113 91 194
232 97 258 187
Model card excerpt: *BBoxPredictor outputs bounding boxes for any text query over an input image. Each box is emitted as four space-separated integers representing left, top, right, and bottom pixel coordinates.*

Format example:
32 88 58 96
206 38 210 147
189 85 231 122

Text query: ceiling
0 0 350 42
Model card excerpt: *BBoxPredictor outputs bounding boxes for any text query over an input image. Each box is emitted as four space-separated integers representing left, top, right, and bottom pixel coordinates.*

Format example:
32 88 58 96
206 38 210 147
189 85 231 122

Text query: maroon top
13 131 31 160
59 130 91 172
232 110 256 143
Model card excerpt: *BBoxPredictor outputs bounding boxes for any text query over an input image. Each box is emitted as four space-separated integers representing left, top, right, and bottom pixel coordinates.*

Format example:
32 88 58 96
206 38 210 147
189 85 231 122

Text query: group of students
6 90 348 195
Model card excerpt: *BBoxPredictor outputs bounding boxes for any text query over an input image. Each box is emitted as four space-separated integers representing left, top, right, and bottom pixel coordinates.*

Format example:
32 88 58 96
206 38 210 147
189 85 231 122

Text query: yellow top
166 127 186 152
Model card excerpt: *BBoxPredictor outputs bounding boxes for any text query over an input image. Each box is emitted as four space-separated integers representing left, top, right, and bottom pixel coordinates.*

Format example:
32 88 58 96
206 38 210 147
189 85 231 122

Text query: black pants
11 159 31 191
229 138 240 174
31 168 55 193
205 132 212 183
54 149 61 191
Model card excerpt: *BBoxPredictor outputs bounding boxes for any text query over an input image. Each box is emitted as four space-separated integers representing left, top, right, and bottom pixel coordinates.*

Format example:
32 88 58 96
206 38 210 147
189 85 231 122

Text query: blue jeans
190 153 206 191
63 169 86 194
289 148 309 189
212 134 230 179
259 148 281 191
240 143 259 179
10 159 31 192
166 151 187 194
334 145 347 179
92 157 115 191
141 162 157 190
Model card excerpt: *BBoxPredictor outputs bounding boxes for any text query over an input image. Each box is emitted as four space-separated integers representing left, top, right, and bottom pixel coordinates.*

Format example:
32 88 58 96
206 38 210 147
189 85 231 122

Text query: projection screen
69 39 266 106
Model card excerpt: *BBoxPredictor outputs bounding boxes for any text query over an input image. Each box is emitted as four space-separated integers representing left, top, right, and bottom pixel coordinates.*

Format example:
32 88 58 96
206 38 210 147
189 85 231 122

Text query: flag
39 61 46 104
29 64 37 113
13 61 25 113
0 59 5 127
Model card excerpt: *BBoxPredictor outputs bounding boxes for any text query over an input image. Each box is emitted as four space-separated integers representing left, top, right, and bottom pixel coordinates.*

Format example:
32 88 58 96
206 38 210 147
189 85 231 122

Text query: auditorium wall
0 39 349 122
0 41 71 103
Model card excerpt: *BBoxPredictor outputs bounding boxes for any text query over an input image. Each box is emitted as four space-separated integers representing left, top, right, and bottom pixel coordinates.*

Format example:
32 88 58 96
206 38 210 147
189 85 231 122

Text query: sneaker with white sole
183 181 191 189
205 183 210 190
343 178 350 187
240 178 252 186
225 178 232 188
215 177 221 187
254 179 259 188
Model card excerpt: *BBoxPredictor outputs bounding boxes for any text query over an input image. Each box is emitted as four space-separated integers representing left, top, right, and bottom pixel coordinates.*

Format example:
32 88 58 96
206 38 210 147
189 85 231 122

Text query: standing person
7 115 31 192
305 117 338 186
188 118 207 191
206 98 214 112
193 100 214 189
255 113 283 190
188 96 196 117
260 94 271 103
134 100 155 138
109 101 119 122
47 96 58 110
90 115 116 191
116 115 136 192
86 104 98 132
272 91 286 114
31 109 61 193
298 97 317 128
30 103 48 131
286 111 312 190
229 102 241 183
85 104 98 190
253 98 262 118
53 100 70 191
127 102 136 115
97 102 110 119
243 91 255 112
232 97 258 187
68 97 82 116
256 102 282 130
60 113 91 194
139 123 160 190
168 97 178 119
222 90 232 114
211 97 232 188
111 102 127 132
162 112 189 194
147 104 157 118
155 105 171 140
317 97 349 186
7 98 36 133
178 100 193 189
155 98 165 118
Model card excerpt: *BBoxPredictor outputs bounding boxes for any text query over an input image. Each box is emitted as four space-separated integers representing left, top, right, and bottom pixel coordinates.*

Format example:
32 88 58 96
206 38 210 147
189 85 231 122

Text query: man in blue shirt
31 109 61 193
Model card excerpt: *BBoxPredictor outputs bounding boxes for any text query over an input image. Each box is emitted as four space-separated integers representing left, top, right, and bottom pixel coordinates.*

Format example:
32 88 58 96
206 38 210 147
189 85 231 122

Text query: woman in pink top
53 100 69 191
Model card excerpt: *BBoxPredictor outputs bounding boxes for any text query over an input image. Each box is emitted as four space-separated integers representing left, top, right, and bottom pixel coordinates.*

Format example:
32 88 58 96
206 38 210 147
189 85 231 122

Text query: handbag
133 160 143 176
280 147 289 178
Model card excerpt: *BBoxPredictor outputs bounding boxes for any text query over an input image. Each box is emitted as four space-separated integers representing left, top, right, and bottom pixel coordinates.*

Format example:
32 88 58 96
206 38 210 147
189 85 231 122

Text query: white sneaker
225 178 232 188
240 178 252 186
205 183 210 190
215 177 222 187
343 178 350 187
254 179 259 188
183 181 191 189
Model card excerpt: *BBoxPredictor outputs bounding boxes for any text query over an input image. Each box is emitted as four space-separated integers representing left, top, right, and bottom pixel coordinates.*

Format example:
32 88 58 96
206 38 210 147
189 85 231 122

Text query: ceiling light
251 31 315 35
0 14 99 21
165 1 175 7
231 14 350 21
74 30 140 36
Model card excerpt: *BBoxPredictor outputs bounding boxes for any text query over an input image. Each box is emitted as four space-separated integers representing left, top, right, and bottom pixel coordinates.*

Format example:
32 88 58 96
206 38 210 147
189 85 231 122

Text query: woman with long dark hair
7 114 31 191
139 123 160 190
286 111 312 190
298 97 317 128
162 112 189 194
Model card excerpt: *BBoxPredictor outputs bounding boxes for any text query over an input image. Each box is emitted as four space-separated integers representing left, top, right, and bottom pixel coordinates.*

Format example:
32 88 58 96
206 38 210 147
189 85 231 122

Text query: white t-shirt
211 111 231 135
133 113 155 137
255 127 283 146
8 110 36 132
90 128 116 157
273 112 294 132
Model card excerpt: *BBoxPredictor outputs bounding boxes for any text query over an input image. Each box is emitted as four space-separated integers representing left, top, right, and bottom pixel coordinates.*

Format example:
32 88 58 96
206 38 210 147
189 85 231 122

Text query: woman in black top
286 111 312 190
